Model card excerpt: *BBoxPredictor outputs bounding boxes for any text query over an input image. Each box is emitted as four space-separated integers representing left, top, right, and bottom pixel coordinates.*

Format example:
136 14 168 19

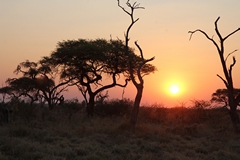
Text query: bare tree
118 0 156 126
189 17 240 130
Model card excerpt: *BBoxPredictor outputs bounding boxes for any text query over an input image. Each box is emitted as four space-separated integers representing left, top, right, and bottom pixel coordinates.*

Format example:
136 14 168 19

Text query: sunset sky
1 0 240 107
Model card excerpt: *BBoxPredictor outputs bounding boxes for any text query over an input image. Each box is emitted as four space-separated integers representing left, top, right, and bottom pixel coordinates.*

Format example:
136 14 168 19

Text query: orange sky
1 0 240 107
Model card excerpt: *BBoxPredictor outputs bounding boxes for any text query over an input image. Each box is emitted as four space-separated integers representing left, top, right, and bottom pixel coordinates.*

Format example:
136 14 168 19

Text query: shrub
94 98 133 117
59 98 84 119
15 101 37 123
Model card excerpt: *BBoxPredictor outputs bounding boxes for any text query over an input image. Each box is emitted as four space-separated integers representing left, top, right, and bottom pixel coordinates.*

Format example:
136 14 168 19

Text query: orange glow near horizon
1 1 240 107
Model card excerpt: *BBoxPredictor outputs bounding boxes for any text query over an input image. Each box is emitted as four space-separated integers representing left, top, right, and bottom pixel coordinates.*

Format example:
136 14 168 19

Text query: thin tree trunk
48 99 54 110
227 90 240 131
229 108 240 125
130 84 143 126
87 95 95 117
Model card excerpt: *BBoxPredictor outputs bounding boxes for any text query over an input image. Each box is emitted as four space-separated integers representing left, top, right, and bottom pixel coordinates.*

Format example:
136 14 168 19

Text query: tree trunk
130 84 143 126
48 99 54 110
228 93 240 131
229 108 240 124
87 95 95 117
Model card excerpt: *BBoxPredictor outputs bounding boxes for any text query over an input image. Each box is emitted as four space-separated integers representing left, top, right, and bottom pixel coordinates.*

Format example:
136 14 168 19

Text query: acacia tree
45 38 155 117
0 77 39 106
211 88 240 108
118 0 156 125
1 60 71 109
189 17 240 130
45 39 128 116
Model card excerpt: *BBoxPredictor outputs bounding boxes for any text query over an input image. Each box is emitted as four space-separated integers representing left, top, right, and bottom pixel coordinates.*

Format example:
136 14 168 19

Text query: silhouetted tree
0 86 13 103
118 0 156 126
0 60 71 109
189 17 240 130
211 88 240 108
1 77 38 106
44 38 155 117
44 39 128 116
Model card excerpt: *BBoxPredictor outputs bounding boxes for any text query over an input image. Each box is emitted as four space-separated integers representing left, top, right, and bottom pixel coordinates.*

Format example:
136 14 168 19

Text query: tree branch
116 78 131 87
135 41 144 59
225 49 238 62
229 56 236 81
223 28 240 41
136 57 155 84
214 17 223 42
188 29 221 54
117 0 131 16
217 74 228 88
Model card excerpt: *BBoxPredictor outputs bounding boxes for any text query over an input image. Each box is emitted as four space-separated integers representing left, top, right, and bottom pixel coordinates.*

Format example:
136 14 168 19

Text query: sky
1 0 240 107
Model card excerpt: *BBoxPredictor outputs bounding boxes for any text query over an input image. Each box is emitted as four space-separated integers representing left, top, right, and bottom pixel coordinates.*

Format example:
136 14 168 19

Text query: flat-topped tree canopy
42 38 156 116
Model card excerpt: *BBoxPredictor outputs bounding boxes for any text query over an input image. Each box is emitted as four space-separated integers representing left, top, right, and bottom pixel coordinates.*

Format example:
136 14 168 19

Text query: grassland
0 101 240 160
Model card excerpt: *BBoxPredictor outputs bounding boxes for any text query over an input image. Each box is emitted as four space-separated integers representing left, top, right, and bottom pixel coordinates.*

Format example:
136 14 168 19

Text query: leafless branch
131 1 145 9
214 17 223 41
188 29 212 41
217 74 228 88
225 49 238 62
223 28 240 41
188 18 222 54
188 29 219 50
229 56 236 80
117 0 131 16
134 41 144 59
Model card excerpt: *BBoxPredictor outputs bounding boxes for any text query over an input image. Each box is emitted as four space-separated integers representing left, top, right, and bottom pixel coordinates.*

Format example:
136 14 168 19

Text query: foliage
190 99 211 109
0 60 70 109
211 88 240 107
0 77 38 104
59 98 84 119
43 38 156 116
95 98 133 117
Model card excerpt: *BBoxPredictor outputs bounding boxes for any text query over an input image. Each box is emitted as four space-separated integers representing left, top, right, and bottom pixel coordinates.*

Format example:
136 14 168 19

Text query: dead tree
189 17 240 131
118 0 155 126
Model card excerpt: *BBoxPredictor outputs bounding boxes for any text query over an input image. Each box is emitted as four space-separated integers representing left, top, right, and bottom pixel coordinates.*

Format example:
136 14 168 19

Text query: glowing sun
169 85 180 94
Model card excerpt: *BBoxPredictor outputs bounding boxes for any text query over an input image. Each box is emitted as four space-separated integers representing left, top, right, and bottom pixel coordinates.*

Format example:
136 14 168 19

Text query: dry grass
0 104 240 160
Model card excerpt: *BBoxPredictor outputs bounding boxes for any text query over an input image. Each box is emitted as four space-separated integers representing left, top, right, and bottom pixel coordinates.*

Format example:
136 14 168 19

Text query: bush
94 98 133 117
14 101 37 123
59 98 84 119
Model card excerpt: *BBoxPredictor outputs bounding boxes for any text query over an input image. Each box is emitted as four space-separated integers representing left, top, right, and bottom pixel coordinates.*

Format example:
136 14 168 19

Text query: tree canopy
0 60 70 109
42 38 156 116
211 88 240 107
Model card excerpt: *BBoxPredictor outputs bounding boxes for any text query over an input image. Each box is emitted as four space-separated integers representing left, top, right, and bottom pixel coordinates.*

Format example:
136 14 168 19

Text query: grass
0 102 240 160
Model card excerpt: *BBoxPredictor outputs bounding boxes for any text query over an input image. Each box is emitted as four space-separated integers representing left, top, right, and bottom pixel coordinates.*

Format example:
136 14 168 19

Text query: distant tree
0 60 71 109
189 17 240 130
211 88 240 108
43 39 145 116
118 0 156 126
0 85 13 103
0 77 38 106
191 99 211 109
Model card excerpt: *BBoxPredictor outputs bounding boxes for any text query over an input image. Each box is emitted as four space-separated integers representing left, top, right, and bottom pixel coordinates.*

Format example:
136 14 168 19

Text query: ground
0 105 239 160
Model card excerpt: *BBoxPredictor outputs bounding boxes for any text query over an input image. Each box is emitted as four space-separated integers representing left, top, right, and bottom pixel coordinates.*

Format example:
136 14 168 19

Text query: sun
169 85 180 95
